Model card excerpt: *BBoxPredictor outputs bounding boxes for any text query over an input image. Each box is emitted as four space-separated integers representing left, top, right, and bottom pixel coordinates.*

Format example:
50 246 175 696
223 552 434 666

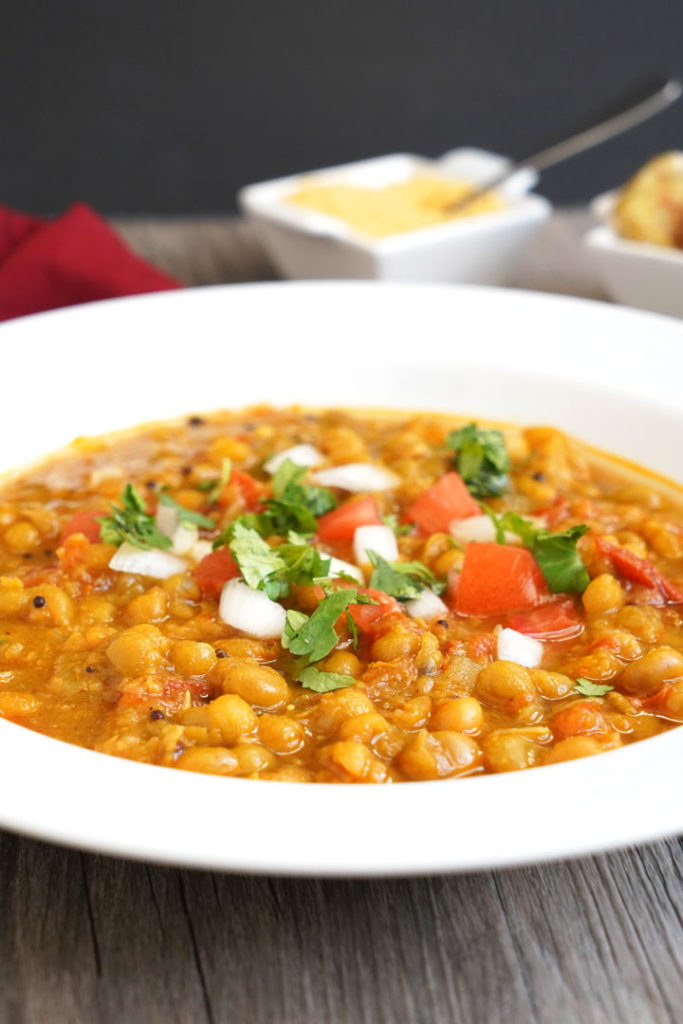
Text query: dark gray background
3 0 681 215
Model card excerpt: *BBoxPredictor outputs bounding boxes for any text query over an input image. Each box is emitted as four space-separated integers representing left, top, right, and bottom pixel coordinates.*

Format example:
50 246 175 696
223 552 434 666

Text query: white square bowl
585 191 683 318
238 149 551 283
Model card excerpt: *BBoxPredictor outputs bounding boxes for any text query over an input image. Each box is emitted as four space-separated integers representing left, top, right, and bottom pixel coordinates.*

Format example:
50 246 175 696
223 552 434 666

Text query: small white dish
585 191 683 318
0 282 681 876
238 149 551 283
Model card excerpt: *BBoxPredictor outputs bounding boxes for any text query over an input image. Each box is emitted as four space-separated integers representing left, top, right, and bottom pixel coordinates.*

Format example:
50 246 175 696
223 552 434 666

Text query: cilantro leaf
263 459 336 534
158 492 215 530
228 523 331 599
196 458 232 506
98 484 171 550
367 552 444 601
532 525 590 594
481 508 590 594
298 665 356 693
574 678 614 697
229 522 287 594
345 609 360 652
281 589 370 664
446 423 510 498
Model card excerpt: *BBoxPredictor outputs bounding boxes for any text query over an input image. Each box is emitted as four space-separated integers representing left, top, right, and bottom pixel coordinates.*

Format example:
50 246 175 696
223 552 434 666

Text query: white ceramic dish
0 282 681 876
238 149 551 283
585 191 683 318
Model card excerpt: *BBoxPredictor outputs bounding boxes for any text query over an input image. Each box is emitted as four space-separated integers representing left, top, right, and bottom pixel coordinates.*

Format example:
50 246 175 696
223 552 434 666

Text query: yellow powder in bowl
286 176 504 238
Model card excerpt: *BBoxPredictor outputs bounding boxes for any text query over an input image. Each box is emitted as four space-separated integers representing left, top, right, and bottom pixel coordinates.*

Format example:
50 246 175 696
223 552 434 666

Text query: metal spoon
446 74 682 213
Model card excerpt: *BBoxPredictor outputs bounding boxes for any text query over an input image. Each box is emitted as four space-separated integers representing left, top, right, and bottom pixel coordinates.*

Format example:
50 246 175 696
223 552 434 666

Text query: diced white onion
496 627 544 668
190 539 213 564
170 522 199 555
109 542 187 579
218 579 287 639
263 444 324 475
449 514 522 545
311 463 399 492
155 504 179 538
405 589 448 620
327 555 364 583
353 524 399 565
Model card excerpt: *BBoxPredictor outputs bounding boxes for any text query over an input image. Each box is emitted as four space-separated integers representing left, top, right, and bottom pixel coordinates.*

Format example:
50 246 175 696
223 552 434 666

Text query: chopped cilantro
196 458 232 506
158 492 215 530
225 458 336 539
446 423 510 498
574 678 614 697
481 507 590 594
282 589 372 665
345 609 360 652
367 552 444 601
228 523 331 600
98 484 171 550
298 665 356 693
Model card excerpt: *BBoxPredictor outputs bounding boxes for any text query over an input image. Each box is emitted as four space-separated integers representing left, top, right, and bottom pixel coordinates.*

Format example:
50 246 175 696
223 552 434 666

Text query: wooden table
1 213 681 1024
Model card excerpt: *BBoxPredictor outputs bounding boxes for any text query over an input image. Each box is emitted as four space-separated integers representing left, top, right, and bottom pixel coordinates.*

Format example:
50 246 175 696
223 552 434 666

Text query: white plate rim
0 280 681 876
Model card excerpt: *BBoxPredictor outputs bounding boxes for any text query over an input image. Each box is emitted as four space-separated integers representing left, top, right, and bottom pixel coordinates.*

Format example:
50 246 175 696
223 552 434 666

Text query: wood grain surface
0 212 680 1024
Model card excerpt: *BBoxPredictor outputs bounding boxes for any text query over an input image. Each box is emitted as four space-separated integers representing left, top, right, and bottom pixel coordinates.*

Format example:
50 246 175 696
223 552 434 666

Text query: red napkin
0 202 180 322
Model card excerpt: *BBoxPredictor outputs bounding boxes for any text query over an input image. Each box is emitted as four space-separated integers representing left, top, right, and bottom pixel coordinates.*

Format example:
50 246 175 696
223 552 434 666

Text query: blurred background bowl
238 148 551 282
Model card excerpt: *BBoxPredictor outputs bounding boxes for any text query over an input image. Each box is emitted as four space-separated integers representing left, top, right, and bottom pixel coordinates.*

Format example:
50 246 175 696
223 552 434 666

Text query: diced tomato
406 472 480 534
60 508 107 544
454 543 547 616
347 588 403 631
508 599 583 641
193 547 240 599
595 538 683 604
216 470 266 512
316 497 381 543
552 701 606 738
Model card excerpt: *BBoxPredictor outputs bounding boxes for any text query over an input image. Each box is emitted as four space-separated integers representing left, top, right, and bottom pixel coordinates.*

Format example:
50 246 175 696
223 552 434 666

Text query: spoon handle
525 75 681 173
448 75 682 211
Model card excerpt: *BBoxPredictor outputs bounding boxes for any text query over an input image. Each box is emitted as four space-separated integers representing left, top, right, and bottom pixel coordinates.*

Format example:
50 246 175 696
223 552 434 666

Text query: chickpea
208 693 258 743
370 624 419 662
530 669 574 700
662 682 683 720
616 606 663 644
483 733 542 773
431 697 484 735
258 714 305 754
415 633 442 675
175 746 240 775
38 585 74 627
323 740 388 783
234 744 277 775
476 661 535 714
582 574 626 617
544 736 603 764
324 650 362 678
618 647 683 698
398 729 482 781
213 637 276 661
389 695 432 730
106 625 166 677
338 711 392 744
171 640 217 677
0 577 28 615
310 688 375 736
4 521 40 554
126 587 168 624
433 547 464 576
212 658 289 709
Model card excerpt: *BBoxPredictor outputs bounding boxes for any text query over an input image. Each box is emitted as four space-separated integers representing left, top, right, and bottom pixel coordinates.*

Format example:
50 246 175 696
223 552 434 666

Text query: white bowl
238 149 551 283
0 282 681 876
585 191 683 318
